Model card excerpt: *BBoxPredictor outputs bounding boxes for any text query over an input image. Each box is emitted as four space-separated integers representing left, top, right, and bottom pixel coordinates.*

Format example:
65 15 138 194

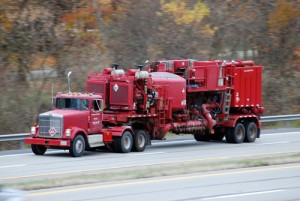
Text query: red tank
150 72 186 111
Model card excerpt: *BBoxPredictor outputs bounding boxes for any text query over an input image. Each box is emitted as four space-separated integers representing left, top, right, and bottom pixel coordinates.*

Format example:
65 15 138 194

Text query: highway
28 164 300 201
0 128 300 200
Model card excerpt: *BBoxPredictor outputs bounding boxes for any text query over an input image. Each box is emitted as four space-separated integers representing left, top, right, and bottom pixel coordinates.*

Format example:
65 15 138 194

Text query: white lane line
255 141 290 146
129 152 165 156
0 150 66 158
0 164 27 169
201 189 285 200
264 131 300 136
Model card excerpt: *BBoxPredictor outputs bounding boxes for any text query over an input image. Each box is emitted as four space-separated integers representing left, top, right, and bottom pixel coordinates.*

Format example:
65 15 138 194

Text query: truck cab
25 92 111 157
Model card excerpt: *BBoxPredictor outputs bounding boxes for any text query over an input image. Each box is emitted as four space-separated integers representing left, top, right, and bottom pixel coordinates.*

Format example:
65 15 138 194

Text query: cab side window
93 100 100 111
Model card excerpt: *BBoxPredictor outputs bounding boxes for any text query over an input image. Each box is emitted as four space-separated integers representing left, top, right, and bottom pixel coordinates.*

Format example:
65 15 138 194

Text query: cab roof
56 92 103 99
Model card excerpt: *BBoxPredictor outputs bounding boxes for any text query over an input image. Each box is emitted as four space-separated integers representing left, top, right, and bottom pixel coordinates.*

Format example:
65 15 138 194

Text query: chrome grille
38 114 63 138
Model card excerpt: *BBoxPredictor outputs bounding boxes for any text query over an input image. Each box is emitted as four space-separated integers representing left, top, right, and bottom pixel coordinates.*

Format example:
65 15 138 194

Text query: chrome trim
38 114 63 138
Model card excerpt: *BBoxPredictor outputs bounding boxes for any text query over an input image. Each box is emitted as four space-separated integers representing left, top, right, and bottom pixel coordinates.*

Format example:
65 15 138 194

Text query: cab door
89 99 103 133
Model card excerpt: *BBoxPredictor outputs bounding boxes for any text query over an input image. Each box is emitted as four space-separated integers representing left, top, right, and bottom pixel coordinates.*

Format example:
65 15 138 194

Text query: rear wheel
211 133 224 141
132 130 147 152
226 123 245 143
194 133 210 141
244 122 257 142
225 127 233 143
211 128 224 141
69 135 85 157
31 145 47 155
113 131 133 153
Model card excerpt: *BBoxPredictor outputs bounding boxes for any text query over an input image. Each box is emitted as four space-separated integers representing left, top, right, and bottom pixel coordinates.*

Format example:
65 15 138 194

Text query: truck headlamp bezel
65 129 72 137
31 126 36 135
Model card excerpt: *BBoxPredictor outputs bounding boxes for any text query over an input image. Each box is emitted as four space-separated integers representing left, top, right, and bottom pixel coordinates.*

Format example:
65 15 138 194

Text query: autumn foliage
0 0 299 134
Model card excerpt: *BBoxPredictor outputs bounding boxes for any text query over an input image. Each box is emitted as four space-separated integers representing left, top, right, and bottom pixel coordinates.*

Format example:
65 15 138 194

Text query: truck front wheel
31 145 47 155
113 131 133 153
69 135 85 157
132 130 147 152
244 122 257 142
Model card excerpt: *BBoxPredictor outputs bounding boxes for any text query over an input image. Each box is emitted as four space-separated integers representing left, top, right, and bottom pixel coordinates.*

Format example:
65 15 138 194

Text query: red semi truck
25 60 264 157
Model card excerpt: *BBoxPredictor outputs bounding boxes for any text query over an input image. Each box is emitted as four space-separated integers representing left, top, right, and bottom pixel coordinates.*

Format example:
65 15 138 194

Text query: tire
113 131 133 153
227 123 245 143
244 122 257 142
69 135 85 157
211 127 224 141
211 133 224 141
31 144 47 155
225 127 233 143
132 130 147 152
194 133 210 141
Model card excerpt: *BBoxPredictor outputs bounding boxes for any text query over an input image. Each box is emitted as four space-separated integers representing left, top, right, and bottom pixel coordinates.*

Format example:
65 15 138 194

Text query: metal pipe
67 71 72 93
201 104 217 133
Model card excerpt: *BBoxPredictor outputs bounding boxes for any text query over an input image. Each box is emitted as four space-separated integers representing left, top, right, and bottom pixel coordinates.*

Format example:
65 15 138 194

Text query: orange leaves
160 0 210 25
100 0 126 23
0 13 13 31
62 7 97 30
31 54 57 69
61 0 126 30
268 0 300 31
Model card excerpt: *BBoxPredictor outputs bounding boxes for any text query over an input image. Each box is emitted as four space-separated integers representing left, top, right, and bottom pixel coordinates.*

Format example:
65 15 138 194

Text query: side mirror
99 100 105 112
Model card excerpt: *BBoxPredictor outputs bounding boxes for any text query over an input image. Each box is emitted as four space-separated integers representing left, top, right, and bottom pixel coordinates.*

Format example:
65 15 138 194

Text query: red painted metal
150 72 186 112
24 137 71 147
228 65 262 107
25 59 264 154
201 103 218 133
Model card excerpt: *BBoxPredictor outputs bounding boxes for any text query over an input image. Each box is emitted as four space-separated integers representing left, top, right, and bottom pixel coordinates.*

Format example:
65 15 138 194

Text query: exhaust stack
67 71 72 93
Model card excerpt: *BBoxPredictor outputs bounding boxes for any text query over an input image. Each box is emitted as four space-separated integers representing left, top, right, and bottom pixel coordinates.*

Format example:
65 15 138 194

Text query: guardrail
0 114 299 149
260 114 300 123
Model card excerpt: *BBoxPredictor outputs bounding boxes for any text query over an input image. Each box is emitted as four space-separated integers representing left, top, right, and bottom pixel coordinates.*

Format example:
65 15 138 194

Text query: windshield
56 98 89 110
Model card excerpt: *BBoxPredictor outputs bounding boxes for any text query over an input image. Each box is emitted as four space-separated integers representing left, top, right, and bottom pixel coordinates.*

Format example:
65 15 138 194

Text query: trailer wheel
226 123 245 143
211 128 224 141
244 122 257 142
31 145 47 155
225 128 233 143
211 133 224 141
194 133 210 141
132 130 147 152
69 135 85 157
113 131 133 153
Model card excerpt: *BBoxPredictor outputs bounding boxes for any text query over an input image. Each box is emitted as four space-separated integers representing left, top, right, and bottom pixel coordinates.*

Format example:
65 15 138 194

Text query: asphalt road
1 128 300 200
28 163 300 201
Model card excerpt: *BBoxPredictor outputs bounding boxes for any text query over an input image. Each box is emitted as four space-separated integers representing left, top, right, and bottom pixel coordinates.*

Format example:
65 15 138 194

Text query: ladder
224 89 232 120
158 100 166 126
158 86 168 127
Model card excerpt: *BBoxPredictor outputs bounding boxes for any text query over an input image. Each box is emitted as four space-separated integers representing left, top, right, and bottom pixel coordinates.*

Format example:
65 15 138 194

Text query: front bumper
24 137 71 147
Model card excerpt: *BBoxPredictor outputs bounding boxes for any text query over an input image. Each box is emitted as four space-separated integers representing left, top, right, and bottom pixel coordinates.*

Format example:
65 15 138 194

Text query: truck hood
41 109 89 131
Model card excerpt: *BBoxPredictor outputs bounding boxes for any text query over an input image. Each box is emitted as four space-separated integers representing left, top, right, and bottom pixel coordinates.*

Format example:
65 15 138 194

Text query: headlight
65 129 71 136
31 127 36 134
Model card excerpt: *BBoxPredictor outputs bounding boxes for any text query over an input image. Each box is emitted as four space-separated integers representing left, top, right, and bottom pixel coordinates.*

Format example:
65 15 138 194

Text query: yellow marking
2 150 300 181
29 164 300 197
